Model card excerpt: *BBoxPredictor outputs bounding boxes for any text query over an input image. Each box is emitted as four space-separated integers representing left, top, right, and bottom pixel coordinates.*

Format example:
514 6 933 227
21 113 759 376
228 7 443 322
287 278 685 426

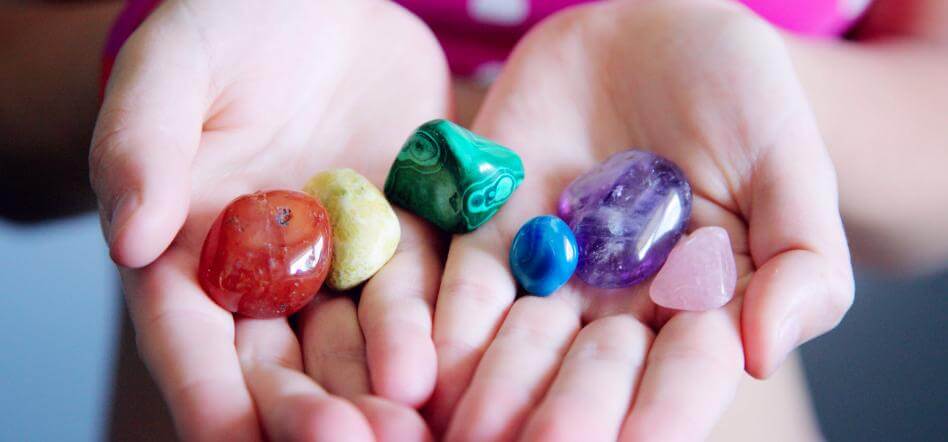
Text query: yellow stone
304 169 401 290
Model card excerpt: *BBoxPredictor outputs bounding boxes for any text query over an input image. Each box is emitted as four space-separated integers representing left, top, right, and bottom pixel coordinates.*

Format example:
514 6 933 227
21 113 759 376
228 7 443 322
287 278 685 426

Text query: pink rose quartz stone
649 226 737 311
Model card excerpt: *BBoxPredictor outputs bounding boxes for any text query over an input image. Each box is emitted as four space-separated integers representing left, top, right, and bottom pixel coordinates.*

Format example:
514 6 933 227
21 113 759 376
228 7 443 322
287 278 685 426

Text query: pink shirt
103 0 872 86
394 0 872 76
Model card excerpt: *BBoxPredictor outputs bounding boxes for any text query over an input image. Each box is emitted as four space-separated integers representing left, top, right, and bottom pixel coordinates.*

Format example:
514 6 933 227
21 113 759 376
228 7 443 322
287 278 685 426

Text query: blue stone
509 215 579 296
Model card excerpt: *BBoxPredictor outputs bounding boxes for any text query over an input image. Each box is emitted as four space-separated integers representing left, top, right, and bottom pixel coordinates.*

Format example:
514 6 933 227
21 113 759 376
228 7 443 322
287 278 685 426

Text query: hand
90 0 447 439
426 1 854 439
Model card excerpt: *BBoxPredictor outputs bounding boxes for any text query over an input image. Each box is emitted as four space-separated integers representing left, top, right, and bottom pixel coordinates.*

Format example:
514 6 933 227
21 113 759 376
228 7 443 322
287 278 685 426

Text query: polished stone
649 226 737 311
384 119 524 233
199 190 332 318
304 169 400 290
509 215 579 296
559 150 692 288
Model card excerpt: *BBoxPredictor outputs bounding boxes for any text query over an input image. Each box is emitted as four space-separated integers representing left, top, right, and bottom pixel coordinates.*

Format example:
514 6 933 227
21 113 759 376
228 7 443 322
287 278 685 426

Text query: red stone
199 190 333 318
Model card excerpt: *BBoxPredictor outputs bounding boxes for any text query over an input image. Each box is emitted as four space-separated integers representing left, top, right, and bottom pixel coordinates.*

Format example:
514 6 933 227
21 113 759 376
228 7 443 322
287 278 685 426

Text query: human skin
425 0 948 439
427 1 854 439
4 0 946 440
88 0 450 440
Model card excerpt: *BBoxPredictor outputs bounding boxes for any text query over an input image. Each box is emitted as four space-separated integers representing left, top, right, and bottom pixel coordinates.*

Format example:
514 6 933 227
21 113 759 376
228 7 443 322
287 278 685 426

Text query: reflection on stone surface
559 150 692 288
509 215 578 296
199 190 332 318
385 119 524 233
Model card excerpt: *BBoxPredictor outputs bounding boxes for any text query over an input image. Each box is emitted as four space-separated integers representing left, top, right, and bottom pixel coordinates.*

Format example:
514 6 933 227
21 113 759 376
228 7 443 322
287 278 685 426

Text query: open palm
91 0 448 439
427 1 854 440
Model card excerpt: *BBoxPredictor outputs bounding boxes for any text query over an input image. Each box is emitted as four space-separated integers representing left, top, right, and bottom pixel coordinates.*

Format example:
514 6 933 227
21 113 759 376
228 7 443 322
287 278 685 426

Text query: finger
359 214 442 406
619 303 744 442
426 227 519 434
420 36 599 432
743 124 855 378
91 14 209 268
299 296 371 399
236 317 375 442
520 315 652 442
123 246 260 441
445 296 580 441
352 396 434 442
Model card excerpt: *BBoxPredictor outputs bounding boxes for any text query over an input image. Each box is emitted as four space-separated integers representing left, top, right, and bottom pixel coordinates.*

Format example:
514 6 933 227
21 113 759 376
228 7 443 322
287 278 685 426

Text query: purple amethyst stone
558 150 692 288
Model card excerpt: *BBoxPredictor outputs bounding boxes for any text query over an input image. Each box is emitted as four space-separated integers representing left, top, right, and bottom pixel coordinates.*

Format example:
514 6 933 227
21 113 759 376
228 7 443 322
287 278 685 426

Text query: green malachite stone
384 119 525 233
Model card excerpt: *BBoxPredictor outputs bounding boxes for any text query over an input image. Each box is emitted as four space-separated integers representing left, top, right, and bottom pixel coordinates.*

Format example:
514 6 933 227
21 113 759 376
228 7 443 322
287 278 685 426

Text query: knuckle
440 277 514 310
584 315 651 340
361 301 431 342
306 339 366 367
361 279 431 317
650 342 743 374
570 317 653 364
248 352 299 373
88 137 119 198
568 338 636 366
90 106 131 162
165 376 232 407
132 307 232 368
494 299 578 350
432 335 477 357
495 321 561 351
291 397 364 442
89 106 136 198
508 296 577 329
526 413 587 442
138 306 231 343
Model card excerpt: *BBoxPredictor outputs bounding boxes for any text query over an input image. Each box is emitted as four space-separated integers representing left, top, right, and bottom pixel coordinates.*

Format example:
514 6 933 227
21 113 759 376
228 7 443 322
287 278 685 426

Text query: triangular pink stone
649 226 737 311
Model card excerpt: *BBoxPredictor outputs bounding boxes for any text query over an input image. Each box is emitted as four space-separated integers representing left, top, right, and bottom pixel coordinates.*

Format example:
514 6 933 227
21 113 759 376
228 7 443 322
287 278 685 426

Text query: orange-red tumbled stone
199 190 333 318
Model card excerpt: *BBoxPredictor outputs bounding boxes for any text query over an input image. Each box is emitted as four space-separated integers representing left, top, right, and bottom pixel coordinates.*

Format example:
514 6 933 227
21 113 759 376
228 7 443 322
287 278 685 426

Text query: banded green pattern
384 119 525 233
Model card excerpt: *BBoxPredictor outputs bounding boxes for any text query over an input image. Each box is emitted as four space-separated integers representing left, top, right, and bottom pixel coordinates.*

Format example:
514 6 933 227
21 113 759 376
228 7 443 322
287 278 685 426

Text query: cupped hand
427 1 854 440
90 0 448 439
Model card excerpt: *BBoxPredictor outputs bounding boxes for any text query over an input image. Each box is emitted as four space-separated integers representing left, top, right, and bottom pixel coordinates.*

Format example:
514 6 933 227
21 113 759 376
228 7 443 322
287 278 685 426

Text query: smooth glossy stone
304 169 401 290
384 119 524 233
509 215 579 296
199 190 332 318
649 227 737 311
559 150 692 288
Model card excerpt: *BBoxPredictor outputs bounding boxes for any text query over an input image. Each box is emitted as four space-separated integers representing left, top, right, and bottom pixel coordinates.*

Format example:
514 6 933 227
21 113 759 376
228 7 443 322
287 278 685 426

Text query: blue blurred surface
0 214 119 442
800 270 948 441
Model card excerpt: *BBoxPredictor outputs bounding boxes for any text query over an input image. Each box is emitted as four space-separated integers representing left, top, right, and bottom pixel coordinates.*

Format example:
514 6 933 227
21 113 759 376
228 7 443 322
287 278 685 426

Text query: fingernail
108 192 139 247
774 315 801 369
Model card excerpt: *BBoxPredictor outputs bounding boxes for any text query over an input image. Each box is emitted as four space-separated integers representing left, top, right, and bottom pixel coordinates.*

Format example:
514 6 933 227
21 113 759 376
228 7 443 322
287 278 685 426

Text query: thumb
742 118 855 379
90 14 209 268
